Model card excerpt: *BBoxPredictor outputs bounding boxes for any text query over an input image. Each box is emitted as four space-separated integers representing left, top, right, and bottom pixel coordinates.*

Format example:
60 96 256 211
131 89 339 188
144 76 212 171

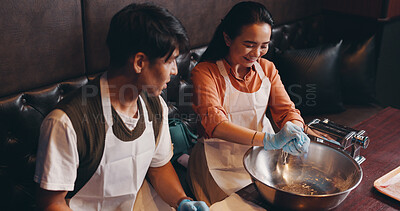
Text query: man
34 3 208 211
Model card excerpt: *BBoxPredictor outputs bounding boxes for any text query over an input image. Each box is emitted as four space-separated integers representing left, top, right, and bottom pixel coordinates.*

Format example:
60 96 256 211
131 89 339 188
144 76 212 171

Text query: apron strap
216 60 229 80
100 72 114 128
216 60 231 117
140 92 163 145
254 61 266 80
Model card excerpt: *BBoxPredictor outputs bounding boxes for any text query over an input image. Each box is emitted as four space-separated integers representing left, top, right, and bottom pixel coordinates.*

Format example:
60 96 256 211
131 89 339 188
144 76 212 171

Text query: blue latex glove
263 121 310 155
178 199 209 211
282 132 310 155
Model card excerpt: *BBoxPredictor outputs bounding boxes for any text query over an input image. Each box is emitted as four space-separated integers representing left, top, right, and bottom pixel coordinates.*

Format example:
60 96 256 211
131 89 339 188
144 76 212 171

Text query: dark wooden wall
375 19 400 109
323 0 400 19
84 0 322 75
0 0 85 98
0 0 322 98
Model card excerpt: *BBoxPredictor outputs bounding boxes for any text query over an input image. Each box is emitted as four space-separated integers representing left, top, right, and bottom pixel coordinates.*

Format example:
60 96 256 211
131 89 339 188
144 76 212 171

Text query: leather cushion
274 41 345 115
339 36 376 104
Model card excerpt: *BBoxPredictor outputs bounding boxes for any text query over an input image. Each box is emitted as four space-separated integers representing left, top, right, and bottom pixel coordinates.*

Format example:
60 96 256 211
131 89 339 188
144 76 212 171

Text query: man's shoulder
56 77 102 114
43 109 72 126
58 76 101 106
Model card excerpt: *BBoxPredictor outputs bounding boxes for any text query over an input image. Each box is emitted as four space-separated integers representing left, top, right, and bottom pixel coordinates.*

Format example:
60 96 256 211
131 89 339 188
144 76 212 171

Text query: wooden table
334 107 400 210
237 107 400 210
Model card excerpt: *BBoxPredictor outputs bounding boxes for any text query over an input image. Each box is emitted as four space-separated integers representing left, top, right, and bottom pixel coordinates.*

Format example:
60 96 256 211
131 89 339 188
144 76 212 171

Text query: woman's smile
225 23 271 70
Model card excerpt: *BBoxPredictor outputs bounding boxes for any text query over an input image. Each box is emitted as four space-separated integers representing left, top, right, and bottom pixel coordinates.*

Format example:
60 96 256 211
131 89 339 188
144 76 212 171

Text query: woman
188 1 311 206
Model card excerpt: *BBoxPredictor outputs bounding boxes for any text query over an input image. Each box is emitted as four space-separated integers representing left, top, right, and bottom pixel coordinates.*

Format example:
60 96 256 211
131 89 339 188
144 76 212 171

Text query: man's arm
34 110 78 211
36 186 72 211
147 162 187 208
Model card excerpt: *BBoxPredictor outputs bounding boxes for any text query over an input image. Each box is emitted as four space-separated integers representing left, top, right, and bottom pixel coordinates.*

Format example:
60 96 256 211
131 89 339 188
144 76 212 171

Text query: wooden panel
376 19 400 109
83 0 323 74
0 0 324 98
323 0 384 18
0 0 85 98
387 0 400 18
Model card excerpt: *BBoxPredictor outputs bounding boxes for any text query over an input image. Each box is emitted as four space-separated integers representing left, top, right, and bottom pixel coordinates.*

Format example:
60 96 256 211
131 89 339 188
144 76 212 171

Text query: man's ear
131 52 148 74
223 32 231 47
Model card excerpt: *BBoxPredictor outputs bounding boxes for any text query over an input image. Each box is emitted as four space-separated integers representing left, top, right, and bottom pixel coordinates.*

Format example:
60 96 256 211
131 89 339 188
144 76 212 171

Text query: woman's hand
263 121 310 155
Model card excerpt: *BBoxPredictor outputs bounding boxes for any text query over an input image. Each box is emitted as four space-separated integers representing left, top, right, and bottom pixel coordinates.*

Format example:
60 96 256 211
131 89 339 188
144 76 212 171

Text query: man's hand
178 199 209 211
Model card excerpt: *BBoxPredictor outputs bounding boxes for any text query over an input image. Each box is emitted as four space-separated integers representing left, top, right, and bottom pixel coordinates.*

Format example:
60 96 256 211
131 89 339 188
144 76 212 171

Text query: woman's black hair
106 3 189 68
200 1 274 62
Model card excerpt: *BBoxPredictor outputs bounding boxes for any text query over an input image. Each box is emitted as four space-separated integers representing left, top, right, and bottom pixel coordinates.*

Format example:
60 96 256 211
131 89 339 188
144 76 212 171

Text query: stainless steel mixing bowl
243 140 362 210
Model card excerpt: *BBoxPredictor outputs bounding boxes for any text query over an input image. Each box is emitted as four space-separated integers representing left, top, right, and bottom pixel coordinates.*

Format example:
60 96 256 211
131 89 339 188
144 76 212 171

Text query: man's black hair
106 3 189 68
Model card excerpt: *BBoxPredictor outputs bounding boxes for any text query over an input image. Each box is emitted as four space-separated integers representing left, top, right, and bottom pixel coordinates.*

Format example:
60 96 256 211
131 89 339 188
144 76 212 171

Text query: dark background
1 0 399 108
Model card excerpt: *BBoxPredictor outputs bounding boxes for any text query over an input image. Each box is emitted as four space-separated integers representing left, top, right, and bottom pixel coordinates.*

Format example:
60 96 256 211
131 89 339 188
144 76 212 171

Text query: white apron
68 74 158 211
204 60 275 195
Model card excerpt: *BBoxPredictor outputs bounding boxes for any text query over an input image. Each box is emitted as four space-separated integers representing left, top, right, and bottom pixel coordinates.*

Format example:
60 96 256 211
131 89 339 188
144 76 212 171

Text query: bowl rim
243 140 363 198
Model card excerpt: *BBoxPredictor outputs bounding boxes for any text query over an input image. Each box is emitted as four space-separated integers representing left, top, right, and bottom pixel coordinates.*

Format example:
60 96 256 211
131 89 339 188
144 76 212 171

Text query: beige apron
204 60 275 195
69 74 170 211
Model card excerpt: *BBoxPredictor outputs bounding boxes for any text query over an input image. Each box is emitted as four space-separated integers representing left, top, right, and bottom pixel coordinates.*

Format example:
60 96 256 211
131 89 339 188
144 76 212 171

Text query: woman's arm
212 121 265 146
212 119 307 147
263 59 305 129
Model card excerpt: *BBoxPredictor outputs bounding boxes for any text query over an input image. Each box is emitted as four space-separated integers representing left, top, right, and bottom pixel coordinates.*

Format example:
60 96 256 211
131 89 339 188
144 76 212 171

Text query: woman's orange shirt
191 58 304 137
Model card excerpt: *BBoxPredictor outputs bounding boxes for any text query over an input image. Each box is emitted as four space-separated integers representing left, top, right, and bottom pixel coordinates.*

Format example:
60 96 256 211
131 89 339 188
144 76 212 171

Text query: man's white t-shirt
34 92 173 194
